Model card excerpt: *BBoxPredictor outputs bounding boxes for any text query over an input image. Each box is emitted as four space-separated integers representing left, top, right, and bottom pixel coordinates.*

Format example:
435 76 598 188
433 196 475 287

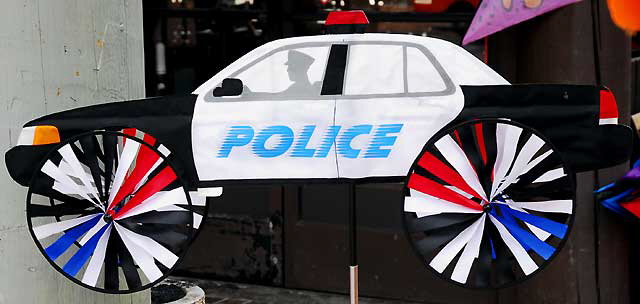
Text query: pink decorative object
463 0 582 45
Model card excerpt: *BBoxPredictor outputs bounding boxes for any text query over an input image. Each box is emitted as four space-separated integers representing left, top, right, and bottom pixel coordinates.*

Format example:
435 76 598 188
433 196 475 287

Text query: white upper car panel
191 33 508 183
193 33 508 97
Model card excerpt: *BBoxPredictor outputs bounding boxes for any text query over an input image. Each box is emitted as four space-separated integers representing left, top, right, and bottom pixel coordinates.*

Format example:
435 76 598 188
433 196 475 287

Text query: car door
334 39 465 179
191 42 339 183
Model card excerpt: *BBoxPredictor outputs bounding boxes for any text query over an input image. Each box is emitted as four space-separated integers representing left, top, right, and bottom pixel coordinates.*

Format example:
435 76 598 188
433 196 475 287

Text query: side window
232 46 330 99
406 46 447 93
341 43 449 97
343 44 404 95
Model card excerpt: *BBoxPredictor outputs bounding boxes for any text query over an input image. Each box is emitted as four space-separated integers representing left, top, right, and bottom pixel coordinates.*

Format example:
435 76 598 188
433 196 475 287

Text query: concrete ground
170 277 419 304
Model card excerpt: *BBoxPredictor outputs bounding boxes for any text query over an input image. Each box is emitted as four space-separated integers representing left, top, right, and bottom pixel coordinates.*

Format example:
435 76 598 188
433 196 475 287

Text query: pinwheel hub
482 203 493 213
102 213 113 223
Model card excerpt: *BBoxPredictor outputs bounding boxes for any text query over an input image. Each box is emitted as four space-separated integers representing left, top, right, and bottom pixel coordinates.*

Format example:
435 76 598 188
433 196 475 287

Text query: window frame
206 42 334 102
205 40 456 103
340 41 455 99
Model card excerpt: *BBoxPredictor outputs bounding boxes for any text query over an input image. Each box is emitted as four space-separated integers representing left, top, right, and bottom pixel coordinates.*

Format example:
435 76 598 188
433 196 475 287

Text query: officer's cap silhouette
285 50 314 68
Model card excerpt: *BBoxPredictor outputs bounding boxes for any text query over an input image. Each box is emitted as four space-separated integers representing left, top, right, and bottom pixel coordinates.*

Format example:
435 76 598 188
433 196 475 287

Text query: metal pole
348 183 358 304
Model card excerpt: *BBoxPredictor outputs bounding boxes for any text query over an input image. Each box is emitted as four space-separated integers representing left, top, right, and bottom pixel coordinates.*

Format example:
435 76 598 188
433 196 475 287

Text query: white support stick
350 265 359 304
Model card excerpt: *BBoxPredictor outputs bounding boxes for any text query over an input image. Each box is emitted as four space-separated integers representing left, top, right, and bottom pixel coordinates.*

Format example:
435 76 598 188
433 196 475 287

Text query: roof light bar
325 10 369 34
325 10 370 25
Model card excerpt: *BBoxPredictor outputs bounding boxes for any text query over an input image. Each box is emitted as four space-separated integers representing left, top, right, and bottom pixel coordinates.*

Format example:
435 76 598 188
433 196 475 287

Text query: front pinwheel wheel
403 119 575 288
26 129 195 293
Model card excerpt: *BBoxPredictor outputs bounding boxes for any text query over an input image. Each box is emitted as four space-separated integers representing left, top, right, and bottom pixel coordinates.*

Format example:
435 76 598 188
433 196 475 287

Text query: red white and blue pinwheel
404 119 574 288
26 129 205 293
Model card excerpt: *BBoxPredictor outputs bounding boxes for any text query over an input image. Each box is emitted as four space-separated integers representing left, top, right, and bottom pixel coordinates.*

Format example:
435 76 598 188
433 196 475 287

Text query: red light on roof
325 10 369 26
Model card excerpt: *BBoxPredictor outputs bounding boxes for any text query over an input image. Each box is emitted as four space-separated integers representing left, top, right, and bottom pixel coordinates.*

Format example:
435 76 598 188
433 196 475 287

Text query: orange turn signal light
32 125 61 145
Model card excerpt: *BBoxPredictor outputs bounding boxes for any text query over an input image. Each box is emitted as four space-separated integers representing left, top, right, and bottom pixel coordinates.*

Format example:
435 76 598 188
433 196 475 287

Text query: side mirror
212 78 243 97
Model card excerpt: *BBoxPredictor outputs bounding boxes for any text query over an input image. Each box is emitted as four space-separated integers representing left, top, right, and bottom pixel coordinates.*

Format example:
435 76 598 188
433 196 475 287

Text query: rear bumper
589 124 633 170
5 144 54 187
458 84 633 172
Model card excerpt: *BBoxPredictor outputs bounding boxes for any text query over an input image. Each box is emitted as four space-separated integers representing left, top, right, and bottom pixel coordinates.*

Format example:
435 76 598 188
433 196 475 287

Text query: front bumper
5 144 55 187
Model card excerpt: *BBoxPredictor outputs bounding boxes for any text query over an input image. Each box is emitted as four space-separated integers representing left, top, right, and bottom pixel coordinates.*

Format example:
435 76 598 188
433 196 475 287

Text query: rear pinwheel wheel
26 129 195 293
403 119 575 288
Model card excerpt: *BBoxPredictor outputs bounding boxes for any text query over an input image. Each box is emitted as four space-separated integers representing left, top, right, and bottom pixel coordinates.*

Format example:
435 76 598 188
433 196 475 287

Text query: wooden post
0 0 149 302
489 1 631 303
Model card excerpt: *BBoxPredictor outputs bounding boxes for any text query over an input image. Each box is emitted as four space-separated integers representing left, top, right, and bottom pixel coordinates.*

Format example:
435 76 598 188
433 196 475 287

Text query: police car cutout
4 10 632 293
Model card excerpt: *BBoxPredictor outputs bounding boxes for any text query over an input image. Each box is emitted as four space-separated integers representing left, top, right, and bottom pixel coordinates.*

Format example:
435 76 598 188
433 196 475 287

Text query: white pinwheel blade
519 150 553 179
445 185 475 199
526 223 552 241
58 144 101 203
108 140 141 207
32 214 101 240
507 199 573 214
53 180 89 197
42 160 95 203
491 124 522 199
192 213 203 229
114 223 163 282
489 215 538 275
435 135 488 202
494 135 545 196
155 205 186 212
116 188 188 220
116 224 178 269
80 225 112 286
405 189 482 217
430 214 486 273
533 168 566 183
187 192 207 206
451 215 486 283
79 217 109 245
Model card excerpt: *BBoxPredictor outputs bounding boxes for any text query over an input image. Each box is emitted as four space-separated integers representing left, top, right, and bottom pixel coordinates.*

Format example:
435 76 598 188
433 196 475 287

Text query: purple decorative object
463 0 582 45
623 164 640 180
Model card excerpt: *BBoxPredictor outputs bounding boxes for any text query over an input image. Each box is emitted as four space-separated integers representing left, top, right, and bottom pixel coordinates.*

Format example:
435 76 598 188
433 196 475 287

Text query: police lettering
217 124 403 158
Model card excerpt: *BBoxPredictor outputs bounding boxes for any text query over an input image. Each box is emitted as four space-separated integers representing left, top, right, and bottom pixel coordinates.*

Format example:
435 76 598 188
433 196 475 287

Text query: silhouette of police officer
282 50 317 96
243 49 319 97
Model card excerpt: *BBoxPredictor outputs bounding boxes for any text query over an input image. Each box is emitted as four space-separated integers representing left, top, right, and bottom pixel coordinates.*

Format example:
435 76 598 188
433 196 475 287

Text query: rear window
406 46 447 93
342 42 451 97
344 44 404 95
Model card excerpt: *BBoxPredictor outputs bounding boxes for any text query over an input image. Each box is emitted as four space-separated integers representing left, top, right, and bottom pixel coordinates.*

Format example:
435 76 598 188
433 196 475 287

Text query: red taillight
325 10 369 26
599 88 619 125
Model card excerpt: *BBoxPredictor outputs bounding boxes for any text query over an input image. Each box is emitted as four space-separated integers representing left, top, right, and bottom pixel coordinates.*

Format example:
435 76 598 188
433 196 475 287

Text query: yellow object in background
607 0 640 34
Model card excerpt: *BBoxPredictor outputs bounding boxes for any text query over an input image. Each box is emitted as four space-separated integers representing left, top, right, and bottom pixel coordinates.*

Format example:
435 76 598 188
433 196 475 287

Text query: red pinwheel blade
408 173 483 211
110 134 159 210
113 166 177 219
418 151 486 202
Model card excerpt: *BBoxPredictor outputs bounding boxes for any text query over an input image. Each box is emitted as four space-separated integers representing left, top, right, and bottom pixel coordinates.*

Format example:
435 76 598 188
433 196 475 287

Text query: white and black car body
4 31 633 292
7 33 630 188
